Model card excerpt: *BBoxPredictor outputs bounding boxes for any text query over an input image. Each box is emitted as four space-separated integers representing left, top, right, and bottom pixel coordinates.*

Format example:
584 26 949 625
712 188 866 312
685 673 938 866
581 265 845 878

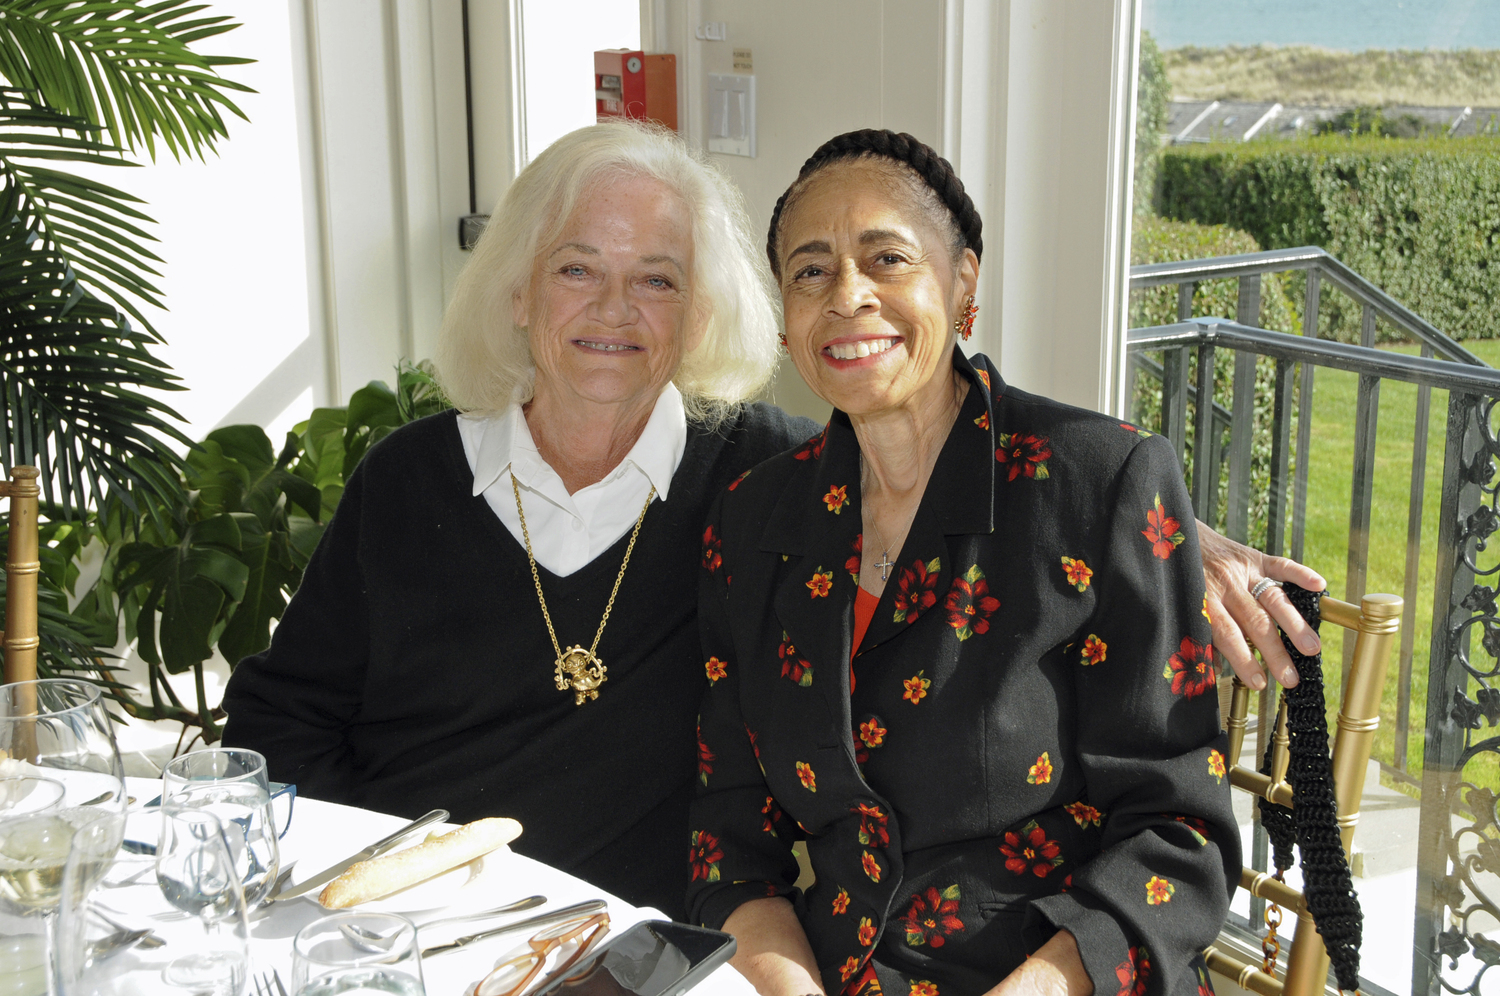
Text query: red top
850 587 880 692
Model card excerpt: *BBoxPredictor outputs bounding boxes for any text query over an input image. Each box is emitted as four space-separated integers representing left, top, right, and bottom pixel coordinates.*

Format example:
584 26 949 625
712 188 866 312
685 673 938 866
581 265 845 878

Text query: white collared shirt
457 384 688 577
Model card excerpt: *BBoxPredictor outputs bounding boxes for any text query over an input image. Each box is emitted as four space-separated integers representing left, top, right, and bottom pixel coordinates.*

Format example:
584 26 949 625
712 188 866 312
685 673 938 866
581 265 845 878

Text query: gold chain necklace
512 476 655 705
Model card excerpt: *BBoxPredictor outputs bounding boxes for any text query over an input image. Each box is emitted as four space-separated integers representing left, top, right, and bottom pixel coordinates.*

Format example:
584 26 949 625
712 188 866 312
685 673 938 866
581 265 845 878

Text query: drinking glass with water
293 912 426 995
161 748 280 907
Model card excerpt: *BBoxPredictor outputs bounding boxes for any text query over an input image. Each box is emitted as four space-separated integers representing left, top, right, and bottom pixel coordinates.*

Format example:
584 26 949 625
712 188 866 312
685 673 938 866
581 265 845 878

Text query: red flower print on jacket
839 957 863 983
1115 946 1151 996
910 984 939 996
995 432 1052 481
761 795 782 836
1170 814 1211 845
696 721 714 786
1028 752 1053 785
1081 635 1107 665
1195 965 1214 996
854 803 889 848
1164 636 1216 698
832 887 850 915
744 723 761 758
974 369 991 390
1143 493 1186 559
858 719 886 750
945 565 1000 640
846 534 863 582
1001 821 1063 878
893 557 942 624
705 657 726 683
796 761 817 792
825 484 849 513
779 633 814 687
688 830 722 883
794 428 827 461
807 567 834 598
903 672 931 704
973 411 989 430
898 885 964 947
1064 801 1103 828
1208 748 1226 782
1061 556 1093 592
1145 875 1175 905
702 525 722 574
861 850 882 882
727 469 751 491
857 917 877 946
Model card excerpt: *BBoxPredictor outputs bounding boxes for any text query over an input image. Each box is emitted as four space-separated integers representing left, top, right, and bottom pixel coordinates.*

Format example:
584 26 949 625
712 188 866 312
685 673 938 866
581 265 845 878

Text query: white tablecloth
99 777 755 996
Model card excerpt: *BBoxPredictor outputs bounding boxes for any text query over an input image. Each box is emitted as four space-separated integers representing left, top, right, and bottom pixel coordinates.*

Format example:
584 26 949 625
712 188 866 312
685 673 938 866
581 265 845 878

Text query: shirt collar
465 383 688 500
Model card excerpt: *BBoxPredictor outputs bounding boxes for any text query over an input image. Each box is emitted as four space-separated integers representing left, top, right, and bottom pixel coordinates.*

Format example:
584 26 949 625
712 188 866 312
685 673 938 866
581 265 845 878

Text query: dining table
88 776 758 996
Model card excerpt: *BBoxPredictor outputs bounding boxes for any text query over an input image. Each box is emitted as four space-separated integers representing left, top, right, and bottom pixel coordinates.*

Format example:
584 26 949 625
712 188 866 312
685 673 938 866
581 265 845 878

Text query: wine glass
0 680 126 995
293 912 426 995
154 808 249 995
161 748 279 908
53 808 127 996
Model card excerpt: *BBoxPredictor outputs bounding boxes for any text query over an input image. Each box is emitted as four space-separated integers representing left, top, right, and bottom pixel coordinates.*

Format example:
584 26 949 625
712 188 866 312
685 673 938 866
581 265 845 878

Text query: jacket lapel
859 348 998 655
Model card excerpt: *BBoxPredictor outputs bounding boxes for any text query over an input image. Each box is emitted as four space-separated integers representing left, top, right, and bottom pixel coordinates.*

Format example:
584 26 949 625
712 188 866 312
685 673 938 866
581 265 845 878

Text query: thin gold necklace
512 476 655 705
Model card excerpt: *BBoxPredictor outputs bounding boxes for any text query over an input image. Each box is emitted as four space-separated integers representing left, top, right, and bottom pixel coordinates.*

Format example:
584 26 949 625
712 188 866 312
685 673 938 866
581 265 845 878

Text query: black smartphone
531 919 737 996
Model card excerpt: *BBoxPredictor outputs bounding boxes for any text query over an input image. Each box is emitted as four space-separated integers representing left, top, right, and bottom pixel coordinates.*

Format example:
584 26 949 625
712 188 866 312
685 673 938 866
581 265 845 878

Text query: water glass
154 808 250 994
161 749 279 907
53 810 125 996
293 912 426 996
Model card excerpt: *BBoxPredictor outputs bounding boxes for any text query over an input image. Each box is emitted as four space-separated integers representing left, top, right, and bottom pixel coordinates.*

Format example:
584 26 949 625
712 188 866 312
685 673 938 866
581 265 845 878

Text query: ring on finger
1249 577 1278 600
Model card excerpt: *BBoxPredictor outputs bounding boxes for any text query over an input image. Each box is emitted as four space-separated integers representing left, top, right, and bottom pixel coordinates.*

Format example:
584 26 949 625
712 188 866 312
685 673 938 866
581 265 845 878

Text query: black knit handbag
1255 584 1364 991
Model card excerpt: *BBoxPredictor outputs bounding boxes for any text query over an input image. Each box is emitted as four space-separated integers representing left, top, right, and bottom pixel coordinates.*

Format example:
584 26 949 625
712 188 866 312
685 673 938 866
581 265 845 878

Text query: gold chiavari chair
0 466 41 685
1205 590 1401 996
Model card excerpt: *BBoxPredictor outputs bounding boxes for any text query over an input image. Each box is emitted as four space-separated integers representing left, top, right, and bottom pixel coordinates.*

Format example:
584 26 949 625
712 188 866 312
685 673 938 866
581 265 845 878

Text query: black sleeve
1026 433 1240 996
220 463 372 803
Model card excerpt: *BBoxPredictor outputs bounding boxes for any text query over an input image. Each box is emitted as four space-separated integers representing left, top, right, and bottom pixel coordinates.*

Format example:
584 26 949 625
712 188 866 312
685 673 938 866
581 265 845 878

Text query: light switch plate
707 73 755 157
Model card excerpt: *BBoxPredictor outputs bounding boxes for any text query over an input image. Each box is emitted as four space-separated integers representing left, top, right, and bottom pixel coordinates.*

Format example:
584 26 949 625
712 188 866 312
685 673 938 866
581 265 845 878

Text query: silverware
87 926 156 961
421 899 607 957
268 809 449 902
90 907 166 949
339 894 547 953
252 969 289 996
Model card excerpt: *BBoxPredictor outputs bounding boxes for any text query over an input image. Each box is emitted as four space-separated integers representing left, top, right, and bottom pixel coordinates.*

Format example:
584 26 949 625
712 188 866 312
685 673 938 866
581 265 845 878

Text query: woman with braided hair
688 130 1246 996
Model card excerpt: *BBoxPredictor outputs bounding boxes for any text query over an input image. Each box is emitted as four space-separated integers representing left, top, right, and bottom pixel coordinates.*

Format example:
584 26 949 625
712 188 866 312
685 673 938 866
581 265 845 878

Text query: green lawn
1254 340 1500 791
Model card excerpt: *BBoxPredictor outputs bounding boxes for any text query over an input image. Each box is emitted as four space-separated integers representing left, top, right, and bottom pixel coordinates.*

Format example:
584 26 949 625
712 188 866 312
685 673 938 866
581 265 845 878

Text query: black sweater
221 404 816 916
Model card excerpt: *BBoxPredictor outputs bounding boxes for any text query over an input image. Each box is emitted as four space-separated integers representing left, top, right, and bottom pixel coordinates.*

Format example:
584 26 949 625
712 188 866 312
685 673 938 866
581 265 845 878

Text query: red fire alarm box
595 49 677 131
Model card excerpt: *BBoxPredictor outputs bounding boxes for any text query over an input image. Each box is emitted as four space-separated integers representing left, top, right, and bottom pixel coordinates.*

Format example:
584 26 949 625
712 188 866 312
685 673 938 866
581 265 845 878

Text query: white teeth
828 339 895 361
578 340 634 352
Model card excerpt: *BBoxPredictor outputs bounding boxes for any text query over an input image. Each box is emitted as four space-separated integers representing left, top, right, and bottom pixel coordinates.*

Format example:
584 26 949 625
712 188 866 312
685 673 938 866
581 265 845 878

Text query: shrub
1135 31 1171 214
1158 136 1500 341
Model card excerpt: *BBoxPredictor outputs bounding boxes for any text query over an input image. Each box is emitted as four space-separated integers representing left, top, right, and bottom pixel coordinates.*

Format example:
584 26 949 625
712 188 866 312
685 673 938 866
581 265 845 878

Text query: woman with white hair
223 120 1319 919
222 121 816 915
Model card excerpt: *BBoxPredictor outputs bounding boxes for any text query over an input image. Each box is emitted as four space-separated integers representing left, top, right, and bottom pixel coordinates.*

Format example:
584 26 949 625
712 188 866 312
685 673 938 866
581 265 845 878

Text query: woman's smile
823 337 901 362
573 337 643 353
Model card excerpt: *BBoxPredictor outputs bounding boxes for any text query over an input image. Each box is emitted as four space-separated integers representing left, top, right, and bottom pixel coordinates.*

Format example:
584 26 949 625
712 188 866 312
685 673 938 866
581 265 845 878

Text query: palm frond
0 165 188 511
0 0 253 160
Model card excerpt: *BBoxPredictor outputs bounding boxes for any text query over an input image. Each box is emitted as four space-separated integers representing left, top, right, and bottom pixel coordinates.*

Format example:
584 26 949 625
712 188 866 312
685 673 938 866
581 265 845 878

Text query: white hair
435 121 779 427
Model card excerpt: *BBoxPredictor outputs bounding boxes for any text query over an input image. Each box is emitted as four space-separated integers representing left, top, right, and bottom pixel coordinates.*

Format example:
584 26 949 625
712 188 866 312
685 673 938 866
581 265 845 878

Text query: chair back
1205 590 1401 996
0 466 40 684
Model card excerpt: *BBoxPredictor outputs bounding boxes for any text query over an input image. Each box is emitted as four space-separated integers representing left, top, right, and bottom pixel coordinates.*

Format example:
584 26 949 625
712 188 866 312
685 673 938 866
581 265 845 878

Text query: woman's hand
723 897 827 996
1198 520 1326 690
983 930 1093 996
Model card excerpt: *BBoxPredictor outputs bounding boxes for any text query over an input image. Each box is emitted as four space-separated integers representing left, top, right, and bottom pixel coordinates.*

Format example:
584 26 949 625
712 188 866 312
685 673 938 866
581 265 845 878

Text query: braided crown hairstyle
765 129 983 280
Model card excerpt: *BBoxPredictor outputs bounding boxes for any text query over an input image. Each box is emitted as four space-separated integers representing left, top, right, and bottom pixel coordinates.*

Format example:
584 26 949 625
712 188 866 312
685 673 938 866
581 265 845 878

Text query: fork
252 968 289 996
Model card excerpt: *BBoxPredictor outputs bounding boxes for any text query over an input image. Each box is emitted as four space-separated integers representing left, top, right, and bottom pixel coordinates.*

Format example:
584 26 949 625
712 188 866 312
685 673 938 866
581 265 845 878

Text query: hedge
1158 136 1500 341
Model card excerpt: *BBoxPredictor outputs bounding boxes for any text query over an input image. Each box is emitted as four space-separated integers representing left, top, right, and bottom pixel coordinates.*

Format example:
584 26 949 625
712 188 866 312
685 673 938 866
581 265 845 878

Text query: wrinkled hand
1198 520 1326 690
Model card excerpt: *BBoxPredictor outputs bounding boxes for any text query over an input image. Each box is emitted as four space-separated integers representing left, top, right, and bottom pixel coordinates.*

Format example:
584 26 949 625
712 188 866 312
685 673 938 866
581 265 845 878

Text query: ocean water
1142 0 1500 51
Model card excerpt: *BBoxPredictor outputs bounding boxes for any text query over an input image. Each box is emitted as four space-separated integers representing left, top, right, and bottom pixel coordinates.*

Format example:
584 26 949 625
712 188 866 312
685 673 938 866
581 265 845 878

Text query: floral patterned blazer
687 350 1239 996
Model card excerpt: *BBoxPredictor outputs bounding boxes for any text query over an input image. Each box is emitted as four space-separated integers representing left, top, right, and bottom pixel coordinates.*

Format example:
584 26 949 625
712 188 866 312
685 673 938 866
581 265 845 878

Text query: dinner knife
420 899 608 957
268 808 450 902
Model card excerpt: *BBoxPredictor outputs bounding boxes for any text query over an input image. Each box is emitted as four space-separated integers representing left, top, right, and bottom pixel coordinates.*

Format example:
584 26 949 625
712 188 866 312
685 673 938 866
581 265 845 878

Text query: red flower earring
778 331 788 350
954 297 978 340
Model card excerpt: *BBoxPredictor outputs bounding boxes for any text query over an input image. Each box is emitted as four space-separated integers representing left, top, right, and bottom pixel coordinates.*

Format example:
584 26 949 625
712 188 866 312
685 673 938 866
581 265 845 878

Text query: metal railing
1129 246 1500 996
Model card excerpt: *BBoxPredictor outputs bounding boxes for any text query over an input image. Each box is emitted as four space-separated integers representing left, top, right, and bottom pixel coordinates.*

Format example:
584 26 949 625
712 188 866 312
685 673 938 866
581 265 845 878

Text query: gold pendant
554 645 607 705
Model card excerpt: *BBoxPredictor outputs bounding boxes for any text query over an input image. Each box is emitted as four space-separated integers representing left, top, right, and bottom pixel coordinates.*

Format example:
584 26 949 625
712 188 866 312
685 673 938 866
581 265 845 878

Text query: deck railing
1128 246 1500 996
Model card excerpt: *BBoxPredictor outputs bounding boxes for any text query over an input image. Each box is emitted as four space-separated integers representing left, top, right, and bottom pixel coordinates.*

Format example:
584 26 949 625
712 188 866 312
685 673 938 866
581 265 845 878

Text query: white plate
291 827 514 914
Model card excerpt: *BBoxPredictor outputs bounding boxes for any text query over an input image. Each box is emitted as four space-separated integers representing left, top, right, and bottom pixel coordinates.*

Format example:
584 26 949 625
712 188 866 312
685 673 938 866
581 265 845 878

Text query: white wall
651 0 1139 419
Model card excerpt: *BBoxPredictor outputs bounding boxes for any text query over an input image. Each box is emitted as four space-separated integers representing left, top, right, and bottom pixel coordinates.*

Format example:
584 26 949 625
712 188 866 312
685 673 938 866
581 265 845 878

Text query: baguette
318 817 522 908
